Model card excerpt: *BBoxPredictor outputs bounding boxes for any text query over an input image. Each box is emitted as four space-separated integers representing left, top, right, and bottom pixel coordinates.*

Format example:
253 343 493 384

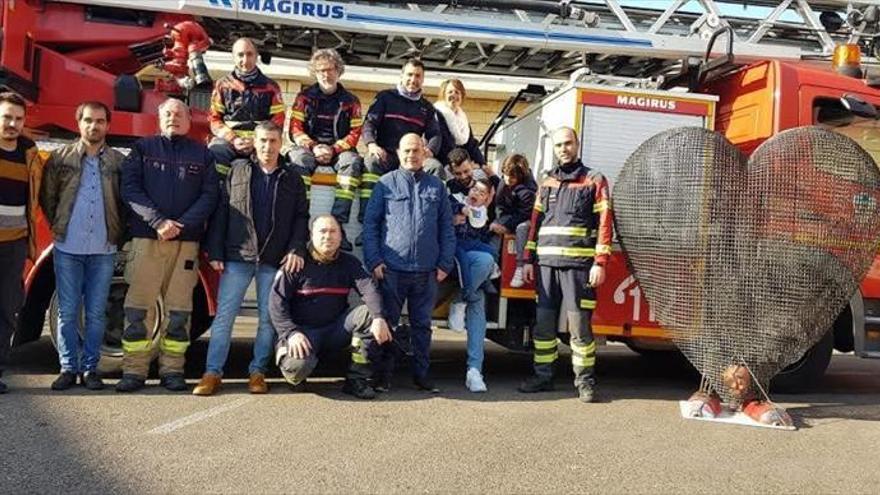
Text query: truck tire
770 329 834 393
47 276 163 375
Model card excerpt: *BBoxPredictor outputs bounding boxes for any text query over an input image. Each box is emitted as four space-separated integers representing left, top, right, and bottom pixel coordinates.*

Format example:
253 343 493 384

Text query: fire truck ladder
63 0 880 80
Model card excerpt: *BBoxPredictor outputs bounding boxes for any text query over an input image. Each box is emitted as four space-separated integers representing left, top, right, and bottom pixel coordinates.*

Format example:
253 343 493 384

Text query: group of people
0 37 614 404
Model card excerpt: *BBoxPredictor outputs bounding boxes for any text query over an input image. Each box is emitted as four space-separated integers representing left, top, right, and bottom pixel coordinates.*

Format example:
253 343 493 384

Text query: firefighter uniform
521 159 613 396
208 68 286 177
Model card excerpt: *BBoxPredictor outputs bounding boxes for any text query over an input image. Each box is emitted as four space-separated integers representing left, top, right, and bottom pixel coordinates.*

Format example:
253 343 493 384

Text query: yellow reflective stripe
535 352 558 364
215 164 231 176
335 189 356 200
359 189 373 198
571 341 596 354
536 246 596 257
572 355 596 367
525 241 537 251
211 102 225 113
269 104 286 114
351 336 363 347
533 203 544 212
160 338 189 355
352 353 369 364
336 175 360 187
350 118 364 127
290 110 306 120
580 299 597 310
334 139 352 151
533 338 559 350
538 226 589 237
301 176 312 185
233 130 255 138
361 173 381 183
595 244 612 255
122 339 151 353
593 200 609 213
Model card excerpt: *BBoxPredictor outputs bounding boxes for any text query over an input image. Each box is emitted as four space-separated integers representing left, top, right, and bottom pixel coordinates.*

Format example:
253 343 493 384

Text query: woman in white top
434 78 485 166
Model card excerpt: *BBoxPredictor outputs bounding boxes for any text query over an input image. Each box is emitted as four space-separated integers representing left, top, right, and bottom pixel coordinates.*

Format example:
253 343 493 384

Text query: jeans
53 250 115 374
204 261 278 376
455 238 496 301
459 250 494 372
376 269 438 380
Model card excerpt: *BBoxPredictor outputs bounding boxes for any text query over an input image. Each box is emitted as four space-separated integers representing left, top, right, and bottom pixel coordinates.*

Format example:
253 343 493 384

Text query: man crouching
269 215 392 399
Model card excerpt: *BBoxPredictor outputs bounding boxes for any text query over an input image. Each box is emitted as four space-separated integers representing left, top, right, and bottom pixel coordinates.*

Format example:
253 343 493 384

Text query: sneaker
447 301 466 332
577 383 596 403
192 373 222 396
0 380 6 394
115 374 146 393
159 373 188 392
51 371 79 391
465 367 487 393
342 378 377 400
517 375 554 393
413 375 440 394
490 263 502 280
509 267 525 288
83 371 105 391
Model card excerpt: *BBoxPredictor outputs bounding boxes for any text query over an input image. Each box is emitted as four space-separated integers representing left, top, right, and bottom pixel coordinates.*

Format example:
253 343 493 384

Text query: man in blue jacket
118 98 219 393
362 133 455 393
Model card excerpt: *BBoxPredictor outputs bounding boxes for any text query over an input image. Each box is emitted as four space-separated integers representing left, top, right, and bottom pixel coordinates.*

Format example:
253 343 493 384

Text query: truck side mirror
842 94 878 119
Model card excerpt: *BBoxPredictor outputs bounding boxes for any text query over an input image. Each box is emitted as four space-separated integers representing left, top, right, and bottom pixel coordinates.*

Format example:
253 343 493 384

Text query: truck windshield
830 119 880 168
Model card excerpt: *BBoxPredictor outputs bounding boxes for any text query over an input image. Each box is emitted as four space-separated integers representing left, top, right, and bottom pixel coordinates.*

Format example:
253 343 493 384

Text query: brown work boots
192 372 269 396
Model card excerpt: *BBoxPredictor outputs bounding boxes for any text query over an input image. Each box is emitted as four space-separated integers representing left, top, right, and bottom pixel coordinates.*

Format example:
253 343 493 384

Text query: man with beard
40 101 126 390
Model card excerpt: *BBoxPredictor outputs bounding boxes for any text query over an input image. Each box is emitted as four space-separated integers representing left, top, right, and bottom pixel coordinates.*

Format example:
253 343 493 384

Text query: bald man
362 133 455 393
518 126 613 403
208 37 286 179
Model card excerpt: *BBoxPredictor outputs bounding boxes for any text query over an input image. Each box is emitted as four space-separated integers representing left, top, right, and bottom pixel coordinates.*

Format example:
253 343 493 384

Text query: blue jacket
363 168 455 274
122 135 219 242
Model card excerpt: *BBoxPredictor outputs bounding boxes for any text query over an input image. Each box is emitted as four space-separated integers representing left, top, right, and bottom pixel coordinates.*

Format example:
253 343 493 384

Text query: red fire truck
4 0 880 388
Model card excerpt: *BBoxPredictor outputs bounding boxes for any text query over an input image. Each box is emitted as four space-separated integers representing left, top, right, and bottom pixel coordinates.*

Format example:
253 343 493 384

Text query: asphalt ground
2 322 880 494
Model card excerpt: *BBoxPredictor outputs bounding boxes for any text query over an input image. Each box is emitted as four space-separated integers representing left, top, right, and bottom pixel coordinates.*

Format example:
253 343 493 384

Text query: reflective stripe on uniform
232 130 255 138
270 104 285 115
361 173 381 184
536 246 595 257
336 175 360 187
580 299 597 310
572 354 596 367
301 176 312 185
211 102 225 113
535 352 558 364
215 164 231 176
571 341 596 368
352 353 369 364
593 200 609 213
533 338 559 350
359 189 373 198
350 118 364 127
335 189 356 200
538 226 590 237
525 241 537 251
290 110 306 121
160 338 189 355
122 339 151 354
595 244 612 255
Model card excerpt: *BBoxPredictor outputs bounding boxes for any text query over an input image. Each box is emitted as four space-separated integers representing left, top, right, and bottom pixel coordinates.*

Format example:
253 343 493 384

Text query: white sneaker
447 301 466 332
490 263 502 280
509 267 525 288
465 367 487 393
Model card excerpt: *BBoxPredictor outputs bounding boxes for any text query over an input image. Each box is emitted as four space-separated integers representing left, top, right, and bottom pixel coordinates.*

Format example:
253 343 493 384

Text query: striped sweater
0 137 41 251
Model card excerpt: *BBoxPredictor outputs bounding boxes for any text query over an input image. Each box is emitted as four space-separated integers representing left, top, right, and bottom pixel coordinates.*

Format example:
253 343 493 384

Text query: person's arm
268 81 286 128
38 152 60 225
436 187 457 275
521 183 547 264
289 91 315 149
285 171 310 258
362 180 387 271
507 185 537 231
209 79 235 142
467 128 486 165
121 143 166 230
592 175 613 267
205 169 231 262
176 150 220 229
361 94 385 146
333 96 363 156
269 269 303 341
351 258 384 319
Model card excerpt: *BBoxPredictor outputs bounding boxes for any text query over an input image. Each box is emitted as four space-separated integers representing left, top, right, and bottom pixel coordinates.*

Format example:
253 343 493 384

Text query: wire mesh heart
613 126 880 401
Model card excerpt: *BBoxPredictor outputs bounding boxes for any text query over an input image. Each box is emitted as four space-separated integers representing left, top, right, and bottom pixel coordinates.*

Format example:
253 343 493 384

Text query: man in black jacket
270 214 392 399
118 98 219 393
193 121 310 396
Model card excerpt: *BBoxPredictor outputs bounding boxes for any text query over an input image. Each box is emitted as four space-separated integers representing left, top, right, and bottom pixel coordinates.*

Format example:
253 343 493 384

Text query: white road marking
146 397 254 435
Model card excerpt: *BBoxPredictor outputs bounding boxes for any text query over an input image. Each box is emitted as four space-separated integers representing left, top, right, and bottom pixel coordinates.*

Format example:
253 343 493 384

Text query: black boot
160 373 188 392
115 374 146 393
83 371 105 391
51 371 79 391
343 378 377 399
518 375 554 393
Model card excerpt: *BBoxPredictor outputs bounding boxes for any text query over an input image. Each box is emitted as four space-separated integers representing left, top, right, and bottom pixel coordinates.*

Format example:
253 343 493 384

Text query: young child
490 154 537 288
452 178 497 301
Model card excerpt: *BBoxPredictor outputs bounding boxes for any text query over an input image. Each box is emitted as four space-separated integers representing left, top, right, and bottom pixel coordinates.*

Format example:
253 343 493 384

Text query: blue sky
592 1 809 23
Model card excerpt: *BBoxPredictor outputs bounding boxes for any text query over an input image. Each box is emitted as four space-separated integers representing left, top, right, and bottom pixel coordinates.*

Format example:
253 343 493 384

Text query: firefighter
208 37 286 179
518 127 613 403
288 48 363 251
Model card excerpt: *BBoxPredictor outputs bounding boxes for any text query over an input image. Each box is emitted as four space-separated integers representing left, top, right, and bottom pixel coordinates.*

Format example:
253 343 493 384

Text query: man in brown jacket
39 101 126 391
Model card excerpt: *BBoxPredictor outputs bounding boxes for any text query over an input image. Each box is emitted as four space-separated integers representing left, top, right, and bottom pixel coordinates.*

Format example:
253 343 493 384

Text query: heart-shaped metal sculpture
614 126 880 401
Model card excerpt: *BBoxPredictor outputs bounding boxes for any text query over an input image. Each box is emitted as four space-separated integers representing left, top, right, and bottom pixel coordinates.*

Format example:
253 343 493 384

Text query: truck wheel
770 330 834 393
47 276 163 375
